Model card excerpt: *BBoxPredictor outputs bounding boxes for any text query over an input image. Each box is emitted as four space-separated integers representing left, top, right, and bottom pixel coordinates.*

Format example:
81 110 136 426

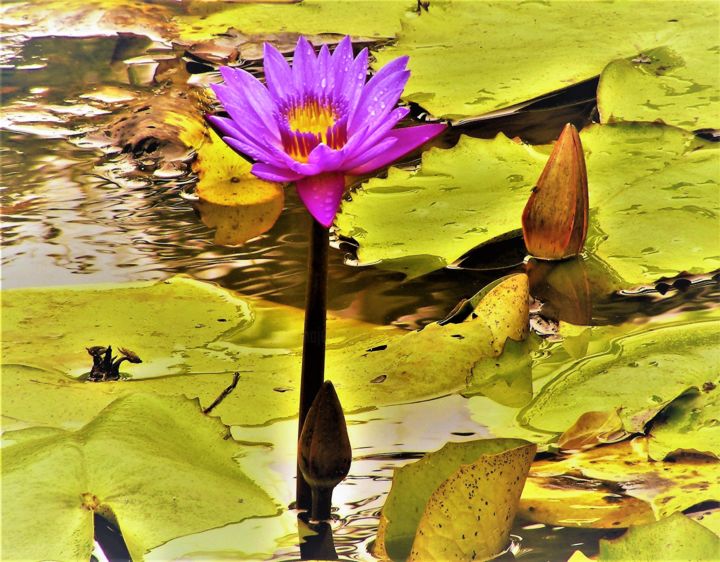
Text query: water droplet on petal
321 78 327 88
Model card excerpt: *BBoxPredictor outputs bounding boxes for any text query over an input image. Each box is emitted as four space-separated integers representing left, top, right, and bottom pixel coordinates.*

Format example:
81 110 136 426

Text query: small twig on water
203 372 241 415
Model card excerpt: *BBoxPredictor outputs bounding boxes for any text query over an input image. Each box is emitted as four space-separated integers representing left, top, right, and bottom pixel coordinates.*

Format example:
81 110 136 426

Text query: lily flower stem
297 217 329 509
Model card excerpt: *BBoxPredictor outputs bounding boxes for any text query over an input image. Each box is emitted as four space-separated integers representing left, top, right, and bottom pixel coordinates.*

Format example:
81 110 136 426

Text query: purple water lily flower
207 36 446 228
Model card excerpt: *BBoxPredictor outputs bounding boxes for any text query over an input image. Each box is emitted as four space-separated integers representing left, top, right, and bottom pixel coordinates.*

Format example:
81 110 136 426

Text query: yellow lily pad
519 475 655 529
527 440 720 520
376 439 536 561
168 115 285 245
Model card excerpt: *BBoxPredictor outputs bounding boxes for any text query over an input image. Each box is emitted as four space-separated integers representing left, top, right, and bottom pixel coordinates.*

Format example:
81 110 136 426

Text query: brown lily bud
298 381 352 521
522 123 588 260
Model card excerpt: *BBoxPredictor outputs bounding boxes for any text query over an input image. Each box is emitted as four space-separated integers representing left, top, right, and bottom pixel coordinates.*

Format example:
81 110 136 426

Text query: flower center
286 100 337 142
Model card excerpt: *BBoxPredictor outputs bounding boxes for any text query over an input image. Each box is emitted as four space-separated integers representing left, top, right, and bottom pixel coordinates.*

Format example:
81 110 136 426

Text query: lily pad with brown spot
174 118 285 246
376 439 536 561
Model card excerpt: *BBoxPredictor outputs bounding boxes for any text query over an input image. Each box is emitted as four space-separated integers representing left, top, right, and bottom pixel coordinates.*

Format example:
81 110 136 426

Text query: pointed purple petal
347 123 446 175
218 67 278 136
206 114 243 141
207 114 272 158
331 36 354 97
252 162 303 183
295 172 346 227
342 136 398 171
316 44 333 96
263 43 295 102
207 114 288 165
211 83 273 140
345 106 409 156
348 57 410 133
292 36 317 94
342 48 368 112
220 135 271 163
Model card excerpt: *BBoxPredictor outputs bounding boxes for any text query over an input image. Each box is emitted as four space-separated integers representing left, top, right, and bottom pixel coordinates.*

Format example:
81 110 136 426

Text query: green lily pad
376 438 536 561
647 384 720 460
1 274 528 429
339 123 720 287
337 134 547 278
519 309 719 435
599 512 720 561
1 393 278 561
464 337 535 408
582 124 719 286
598 44 720 131
466 309 719 450
373 0 719 119
175 0 415 42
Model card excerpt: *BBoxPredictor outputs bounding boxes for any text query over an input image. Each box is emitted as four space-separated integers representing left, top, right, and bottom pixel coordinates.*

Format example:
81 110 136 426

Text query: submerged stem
297 217 329 509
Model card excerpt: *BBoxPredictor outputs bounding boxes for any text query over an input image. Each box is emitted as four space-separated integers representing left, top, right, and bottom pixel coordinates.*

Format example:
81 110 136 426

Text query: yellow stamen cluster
287 100 337 142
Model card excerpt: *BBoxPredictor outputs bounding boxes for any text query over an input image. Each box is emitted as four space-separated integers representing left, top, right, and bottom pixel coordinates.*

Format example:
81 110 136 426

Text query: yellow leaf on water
168 114 285 245
408 441 536 562
376 439 535 561
520 474 655 529
527 439 719 521
472 273 529 353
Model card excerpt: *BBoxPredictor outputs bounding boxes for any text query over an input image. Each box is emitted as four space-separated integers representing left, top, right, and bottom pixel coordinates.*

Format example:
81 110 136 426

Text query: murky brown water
3 24 718 562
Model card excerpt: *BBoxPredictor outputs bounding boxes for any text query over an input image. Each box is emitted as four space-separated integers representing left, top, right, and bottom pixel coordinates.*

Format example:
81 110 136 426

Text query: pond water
2 21 718 562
